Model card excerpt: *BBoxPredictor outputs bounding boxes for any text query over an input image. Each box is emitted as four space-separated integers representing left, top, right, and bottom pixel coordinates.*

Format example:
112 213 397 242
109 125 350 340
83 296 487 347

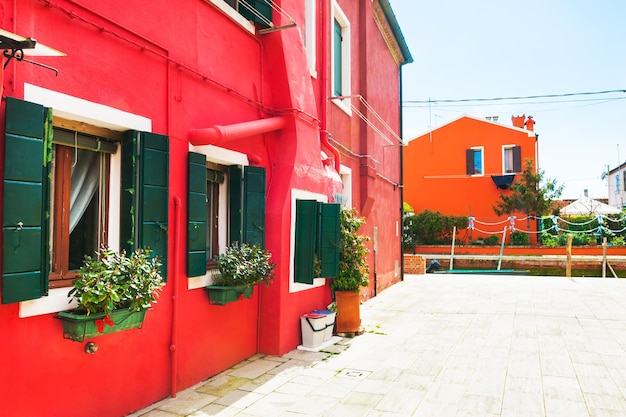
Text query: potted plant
206 242 275 305
57 247 165 342
330 208 370 334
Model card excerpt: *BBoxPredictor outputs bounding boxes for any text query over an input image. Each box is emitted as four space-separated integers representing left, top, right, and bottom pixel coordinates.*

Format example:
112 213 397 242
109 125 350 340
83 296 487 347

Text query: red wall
328 0 404 297
0 0 406 416
403 116 538 240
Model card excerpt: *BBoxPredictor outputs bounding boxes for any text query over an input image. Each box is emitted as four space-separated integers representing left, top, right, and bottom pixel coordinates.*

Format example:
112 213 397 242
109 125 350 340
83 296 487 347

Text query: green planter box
57 308 147 342
206 285 254 305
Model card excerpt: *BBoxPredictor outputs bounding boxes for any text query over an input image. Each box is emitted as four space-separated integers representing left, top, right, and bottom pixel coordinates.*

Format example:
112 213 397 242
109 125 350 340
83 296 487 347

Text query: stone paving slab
128 274 626 417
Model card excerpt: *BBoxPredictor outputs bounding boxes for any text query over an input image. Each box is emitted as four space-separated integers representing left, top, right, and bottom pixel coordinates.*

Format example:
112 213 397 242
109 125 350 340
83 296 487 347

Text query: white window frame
339 165 352 208
19 83 151 317
187 145 249 290
330 2 351 115
304 0 317 77
206 0 256 34
470 146 484 176
289 190 328 293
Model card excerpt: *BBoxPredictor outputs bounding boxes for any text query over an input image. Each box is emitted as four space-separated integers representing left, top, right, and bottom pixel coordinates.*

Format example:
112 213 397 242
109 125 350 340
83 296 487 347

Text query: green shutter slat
243 166 266 248
120 131 138 254
318 203 340 278
2 98 50 304
240 0 272 28
121 131 169 279
294 200 317 284
229 165 244 245
187 152 207 277
5 97 45 138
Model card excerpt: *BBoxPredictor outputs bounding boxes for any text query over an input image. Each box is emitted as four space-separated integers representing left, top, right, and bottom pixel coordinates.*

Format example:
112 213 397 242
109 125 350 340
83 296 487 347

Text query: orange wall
404 116 538 235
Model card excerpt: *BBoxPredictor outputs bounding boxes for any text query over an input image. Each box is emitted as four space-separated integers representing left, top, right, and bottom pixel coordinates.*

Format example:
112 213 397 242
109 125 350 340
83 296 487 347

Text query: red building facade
0 1 411 416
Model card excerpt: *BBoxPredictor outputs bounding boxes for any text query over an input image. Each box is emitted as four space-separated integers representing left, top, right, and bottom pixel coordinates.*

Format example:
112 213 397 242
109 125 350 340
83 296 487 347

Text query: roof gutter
378 0 413 64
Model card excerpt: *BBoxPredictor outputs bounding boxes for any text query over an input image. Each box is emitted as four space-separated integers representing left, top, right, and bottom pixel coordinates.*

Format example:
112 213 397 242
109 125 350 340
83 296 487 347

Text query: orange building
403 114 539 242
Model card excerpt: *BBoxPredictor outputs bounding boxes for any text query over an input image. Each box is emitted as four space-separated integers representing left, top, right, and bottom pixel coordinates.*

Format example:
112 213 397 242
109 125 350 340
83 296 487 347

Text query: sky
388 0 626 200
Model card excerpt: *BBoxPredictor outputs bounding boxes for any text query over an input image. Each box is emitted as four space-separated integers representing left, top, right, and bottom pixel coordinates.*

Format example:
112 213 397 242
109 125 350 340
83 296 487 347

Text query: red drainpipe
170 196 181 398
319 0 341 174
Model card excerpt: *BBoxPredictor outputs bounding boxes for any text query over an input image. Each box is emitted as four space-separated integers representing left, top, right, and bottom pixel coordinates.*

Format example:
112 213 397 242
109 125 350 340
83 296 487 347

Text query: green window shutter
121 131 169 279
333 18 343 97
240 0 272 28
317 203 340 278
229 165 266 248
228 165 243 245
243 166 266 248
187 152 207 277
2 97 51 304
294 200 317 284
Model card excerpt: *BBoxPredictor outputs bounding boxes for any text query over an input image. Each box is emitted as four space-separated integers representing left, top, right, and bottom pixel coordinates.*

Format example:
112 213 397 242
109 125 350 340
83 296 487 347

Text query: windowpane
206 180 219 262
50 141 108 282
504 148 514 173
473 149 483 175
68 150 101 270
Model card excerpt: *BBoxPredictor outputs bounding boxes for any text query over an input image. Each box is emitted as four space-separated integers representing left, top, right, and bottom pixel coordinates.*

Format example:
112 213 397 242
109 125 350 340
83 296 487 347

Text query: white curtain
69 149 100 233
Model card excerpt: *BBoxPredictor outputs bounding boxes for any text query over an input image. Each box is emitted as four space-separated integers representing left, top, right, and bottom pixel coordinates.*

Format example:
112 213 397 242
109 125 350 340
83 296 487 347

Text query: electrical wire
403 89 626 105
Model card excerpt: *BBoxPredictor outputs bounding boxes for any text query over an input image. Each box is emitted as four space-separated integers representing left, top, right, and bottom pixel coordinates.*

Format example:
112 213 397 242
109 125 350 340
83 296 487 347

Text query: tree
493 159 563 232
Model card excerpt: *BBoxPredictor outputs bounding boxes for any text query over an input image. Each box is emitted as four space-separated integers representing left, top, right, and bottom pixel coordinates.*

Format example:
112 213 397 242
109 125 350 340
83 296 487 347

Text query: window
466 147 484 176
331 3 350 111
623 171 626 192
293 200 340 284
224 0 272 27
187 151 266 278
304 0 317 76
49 130 117 285
205 166 225 264
2 97 168 305
332 18 343 96
503 145 522 173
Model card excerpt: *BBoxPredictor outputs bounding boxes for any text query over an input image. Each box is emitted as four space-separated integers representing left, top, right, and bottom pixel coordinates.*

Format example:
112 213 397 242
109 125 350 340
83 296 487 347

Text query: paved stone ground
128 274 626 417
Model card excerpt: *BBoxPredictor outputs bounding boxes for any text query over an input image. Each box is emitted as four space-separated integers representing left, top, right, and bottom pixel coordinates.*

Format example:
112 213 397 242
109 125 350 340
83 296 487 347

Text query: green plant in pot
330 208 369 333
57 247 165 341
207 242 275 305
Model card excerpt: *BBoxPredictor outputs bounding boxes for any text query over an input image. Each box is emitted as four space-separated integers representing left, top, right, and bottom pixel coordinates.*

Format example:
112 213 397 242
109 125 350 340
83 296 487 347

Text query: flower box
206 285 254 306
57 308 147 342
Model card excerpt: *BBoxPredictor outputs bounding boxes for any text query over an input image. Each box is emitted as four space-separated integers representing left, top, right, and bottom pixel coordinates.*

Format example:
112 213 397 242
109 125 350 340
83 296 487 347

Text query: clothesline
468 214 626 235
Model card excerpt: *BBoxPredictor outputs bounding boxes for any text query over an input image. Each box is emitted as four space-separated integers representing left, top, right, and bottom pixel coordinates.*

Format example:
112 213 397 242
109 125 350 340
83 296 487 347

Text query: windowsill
205 0 255 34
19 287 78 318
331 98 352 116
188 268 221 290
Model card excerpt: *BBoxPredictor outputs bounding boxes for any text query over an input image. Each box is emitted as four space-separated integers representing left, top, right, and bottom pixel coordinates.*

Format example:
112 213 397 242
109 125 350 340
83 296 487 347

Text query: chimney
511 114 525 128
584 189 588 197
524 116 535 131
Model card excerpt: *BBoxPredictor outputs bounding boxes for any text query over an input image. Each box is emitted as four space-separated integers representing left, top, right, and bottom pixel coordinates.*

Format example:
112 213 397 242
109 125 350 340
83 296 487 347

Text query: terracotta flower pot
334 290 361 333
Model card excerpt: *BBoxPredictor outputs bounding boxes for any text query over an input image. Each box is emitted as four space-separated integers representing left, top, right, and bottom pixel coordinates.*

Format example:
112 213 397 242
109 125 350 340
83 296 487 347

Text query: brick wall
404 254 425 274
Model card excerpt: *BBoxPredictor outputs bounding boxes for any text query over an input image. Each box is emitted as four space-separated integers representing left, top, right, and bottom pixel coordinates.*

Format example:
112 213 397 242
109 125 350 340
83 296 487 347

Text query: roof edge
378 0 413 65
